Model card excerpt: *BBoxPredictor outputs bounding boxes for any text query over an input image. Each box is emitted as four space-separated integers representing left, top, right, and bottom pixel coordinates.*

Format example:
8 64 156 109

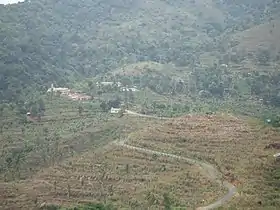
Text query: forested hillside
0 0 280 104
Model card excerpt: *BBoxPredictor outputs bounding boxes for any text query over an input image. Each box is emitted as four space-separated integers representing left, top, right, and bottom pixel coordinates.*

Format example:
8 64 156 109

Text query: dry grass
127 113 280 209
1 145 226 209
2 110 279 209
232 19 280 54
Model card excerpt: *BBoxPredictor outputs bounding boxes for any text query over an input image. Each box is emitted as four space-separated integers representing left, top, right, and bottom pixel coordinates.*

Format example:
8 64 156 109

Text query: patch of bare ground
232 19 280 54
127 113 280 209
1 145 226 209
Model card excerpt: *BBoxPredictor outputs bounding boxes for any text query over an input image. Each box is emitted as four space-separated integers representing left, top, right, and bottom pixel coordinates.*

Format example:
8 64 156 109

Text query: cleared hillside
0 145 228 209
230 20 280 59
127 113 280 209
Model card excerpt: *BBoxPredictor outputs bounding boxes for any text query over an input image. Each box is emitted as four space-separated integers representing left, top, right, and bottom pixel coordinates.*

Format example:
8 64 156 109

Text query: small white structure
266 119 272 123
96 82 122 87
220 64 228 69
98 82 113 86
273 153 280 160
120 87 139 92
110 107 121 114
47 84 70 94
1 0 25 5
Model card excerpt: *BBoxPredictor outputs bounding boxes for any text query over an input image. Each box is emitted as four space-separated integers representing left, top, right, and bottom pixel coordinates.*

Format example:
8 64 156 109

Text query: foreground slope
1 111 279 209
1 137 227 209
127 113 280 209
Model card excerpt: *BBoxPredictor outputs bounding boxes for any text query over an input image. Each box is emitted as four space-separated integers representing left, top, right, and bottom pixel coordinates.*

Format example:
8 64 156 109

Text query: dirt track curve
119 110 238 210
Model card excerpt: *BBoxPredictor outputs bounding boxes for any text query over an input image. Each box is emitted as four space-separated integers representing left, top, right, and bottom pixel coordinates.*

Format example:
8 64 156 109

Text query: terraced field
1 145 227 210
1 96 279 210
127 113 280 209
0 96 155 181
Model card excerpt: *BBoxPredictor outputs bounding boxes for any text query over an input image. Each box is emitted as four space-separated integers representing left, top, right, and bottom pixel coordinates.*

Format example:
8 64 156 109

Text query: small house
273 153 280 160
110 107 121 114
220 64 228 68
96 81 122 87
120 87 139 92
47 84 70 94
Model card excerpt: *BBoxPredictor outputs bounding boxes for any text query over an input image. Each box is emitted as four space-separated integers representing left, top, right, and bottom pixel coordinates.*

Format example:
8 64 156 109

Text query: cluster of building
46 81 140 102
47 84 91 101
110 107 122 114
120 86 139 92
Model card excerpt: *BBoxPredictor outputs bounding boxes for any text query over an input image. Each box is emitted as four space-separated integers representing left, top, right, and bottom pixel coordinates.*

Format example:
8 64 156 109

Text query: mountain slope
231 19 280 59
0 0 215 101
0 0 279 103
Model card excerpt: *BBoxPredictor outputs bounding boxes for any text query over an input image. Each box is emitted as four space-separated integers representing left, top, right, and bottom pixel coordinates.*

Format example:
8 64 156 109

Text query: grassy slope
0 112 226 209
1 108 279 209
232 20 280 53
226 18 280 72
1 143 226 209
0 94 134 181
127 114 280 210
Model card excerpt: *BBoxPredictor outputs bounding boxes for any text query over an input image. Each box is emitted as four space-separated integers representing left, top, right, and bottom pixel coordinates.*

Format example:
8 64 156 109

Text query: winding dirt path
38 110 237 209
120 110 238 209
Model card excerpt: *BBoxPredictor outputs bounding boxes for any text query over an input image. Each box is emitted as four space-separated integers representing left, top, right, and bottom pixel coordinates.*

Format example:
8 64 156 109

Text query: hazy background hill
0 0 280 105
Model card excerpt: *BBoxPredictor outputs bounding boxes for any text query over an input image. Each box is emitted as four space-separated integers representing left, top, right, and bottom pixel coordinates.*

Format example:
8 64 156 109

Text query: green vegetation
0 95 119 181
1 0 279 103
42 203 115 210
263 161 280 208
1 0 280 209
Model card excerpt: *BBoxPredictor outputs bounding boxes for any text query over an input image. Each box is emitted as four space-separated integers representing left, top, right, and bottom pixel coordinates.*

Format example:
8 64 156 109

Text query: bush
264 115 280 127
43 203 115 210
67 203 115 210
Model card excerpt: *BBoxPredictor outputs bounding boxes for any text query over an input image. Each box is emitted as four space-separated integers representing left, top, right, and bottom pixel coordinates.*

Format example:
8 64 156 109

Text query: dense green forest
1 0 280 107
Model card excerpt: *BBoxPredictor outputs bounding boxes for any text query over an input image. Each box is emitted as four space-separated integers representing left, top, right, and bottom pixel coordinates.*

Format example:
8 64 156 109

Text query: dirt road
120 110 238 209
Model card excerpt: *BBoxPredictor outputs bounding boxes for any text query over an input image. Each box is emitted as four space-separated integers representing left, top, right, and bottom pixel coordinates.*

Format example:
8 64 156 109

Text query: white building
1 0 25 5
110 107 121 114
273 153 280 160
96 82 122 87
120 87 139 92
220 64 228 69
47 84 70 94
